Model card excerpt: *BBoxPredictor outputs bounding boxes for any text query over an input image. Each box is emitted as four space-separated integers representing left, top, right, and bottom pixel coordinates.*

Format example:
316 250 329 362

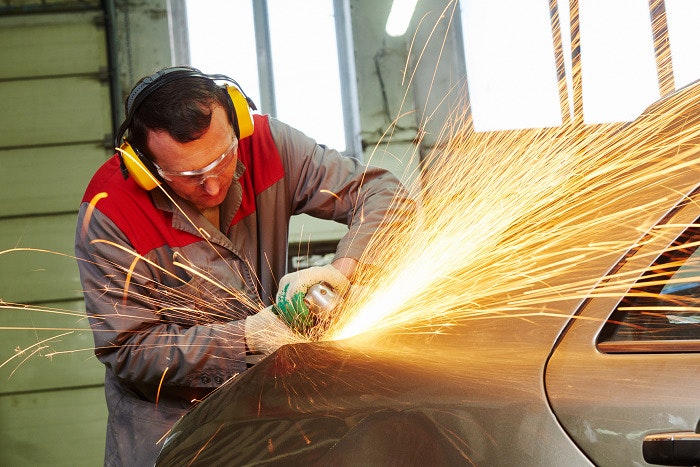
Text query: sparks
324 83 700 343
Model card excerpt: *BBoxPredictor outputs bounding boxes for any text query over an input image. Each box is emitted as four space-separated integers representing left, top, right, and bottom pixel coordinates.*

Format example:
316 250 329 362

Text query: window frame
177 0 362 159
456 0 688 131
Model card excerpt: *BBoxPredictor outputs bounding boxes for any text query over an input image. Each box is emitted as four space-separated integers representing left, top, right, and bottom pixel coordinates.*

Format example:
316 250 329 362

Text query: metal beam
648 0 675 96
252 0 276 116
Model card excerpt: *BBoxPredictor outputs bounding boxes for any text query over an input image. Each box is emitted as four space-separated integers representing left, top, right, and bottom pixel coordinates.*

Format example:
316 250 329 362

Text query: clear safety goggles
154 137 238 186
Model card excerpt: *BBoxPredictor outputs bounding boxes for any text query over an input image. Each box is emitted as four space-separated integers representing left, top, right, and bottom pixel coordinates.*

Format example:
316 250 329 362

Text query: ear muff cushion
118 141 161 191
226 85 254 139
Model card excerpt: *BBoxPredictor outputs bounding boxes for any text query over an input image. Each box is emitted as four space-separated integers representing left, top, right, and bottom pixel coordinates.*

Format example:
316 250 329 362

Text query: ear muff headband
115 66 257 191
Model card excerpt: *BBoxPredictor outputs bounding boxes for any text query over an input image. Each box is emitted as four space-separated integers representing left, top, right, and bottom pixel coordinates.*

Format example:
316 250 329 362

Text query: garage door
0 5 111 466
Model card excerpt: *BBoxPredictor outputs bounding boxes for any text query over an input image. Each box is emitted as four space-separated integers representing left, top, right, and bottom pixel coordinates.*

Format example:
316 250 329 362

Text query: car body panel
546 195 700 466
158 325 594 466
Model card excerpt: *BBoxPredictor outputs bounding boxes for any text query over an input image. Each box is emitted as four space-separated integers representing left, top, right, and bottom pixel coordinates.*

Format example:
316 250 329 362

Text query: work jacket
74 114 413 466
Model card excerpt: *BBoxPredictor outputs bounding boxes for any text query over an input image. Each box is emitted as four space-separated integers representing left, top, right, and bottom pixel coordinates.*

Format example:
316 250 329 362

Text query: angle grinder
303 282 341 324
272 282 342 338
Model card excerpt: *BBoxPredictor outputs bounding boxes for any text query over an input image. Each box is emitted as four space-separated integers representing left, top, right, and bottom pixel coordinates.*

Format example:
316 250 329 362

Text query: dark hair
127 76 232 157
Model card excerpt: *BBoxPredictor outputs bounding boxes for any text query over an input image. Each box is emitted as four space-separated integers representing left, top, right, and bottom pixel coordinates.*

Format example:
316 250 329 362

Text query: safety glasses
154 137 238 186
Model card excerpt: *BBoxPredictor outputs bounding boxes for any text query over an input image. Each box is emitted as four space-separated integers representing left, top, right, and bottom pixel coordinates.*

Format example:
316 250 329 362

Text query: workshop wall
0 2 109 465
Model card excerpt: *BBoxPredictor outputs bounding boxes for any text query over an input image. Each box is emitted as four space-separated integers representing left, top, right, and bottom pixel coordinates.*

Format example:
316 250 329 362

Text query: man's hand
274 264 350 333
245 306 301 355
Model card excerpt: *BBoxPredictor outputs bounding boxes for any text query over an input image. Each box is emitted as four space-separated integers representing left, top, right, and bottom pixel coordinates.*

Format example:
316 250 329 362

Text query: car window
598 222 700 352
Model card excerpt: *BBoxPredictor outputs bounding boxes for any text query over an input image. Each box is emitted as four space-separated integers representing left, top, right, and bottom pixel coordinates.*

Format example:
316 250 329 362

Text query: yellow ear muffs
118 141 161 191
226 84 254 139
114 68 256 190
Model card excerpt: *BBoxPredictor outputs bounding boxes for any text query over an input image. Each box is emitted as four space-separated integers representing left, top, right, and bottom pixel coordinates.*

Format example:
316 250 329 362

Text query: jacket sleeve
75 205 248 399
268 117 417 264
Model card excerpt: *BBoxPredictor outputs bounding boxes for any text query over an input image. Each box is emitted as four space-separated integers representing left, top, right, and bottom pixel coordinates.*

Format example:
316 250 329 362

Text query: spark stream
325 84 700 343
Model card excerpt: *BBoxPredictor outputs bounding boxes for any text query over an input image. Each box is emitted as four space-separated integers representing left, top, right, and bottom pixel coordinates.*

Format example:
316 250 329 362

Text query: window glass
186 0 346 151
457 0 695 129
665 0 700 89
459 0 562 131
185 0 261 107
266 0 346 151
600 222 700 345
578 0 659 123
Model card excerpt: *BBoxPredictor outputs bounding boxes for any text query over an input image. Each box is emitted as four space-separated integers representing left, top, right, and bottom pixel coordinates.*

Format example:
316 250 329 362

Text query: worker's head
126 71 234 156
115 67 255 206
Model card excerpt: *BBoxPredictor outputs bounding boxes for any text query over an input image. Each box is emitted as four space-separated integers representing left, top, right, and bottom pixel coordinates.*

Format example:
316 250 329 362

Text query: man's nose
201 176 221 195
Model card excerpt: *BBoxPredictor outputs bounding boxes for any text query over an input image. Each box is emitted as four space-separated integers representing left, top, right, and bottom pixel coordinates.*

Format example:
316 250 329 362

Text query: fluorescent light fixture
385 0 418 37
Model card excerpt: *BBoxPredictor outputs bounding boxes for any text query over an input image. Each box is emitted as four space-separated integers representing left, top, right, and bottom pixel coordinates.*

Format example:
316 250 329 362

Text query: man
74 66 414 466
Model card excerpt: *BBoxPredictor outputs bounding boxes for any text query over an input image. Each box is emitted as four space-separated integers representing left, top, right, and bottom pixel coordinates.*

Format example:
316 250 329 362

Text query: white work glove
245 306 301 355
274 264 351 333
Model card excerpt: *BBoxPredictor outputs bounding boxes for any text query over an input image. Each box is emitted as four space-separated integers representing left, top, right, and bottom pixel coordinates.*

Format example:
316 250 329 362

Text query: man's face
146 105 238 212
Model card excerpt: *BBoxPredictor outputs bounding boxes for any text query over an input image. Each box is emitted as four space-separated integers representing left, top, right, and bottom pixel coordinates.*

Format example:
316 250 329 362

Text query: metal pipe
102 0 124 144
